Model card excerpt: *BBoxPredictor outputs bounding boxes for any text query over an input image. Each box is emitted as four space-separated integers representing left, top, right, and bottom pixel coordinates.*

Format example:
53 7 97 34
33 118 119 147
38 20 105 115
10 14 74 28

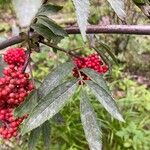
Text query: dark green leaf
42 121 51 150
37 4 63 16
80 90 102 150
21 79 77 134
81 68 110 93
52 113 64 124
86 81 124 122
14 91 38 118
28 127 41 150
37 16 67 37
99 42 118 65
31 23 59 41
94 47 111 68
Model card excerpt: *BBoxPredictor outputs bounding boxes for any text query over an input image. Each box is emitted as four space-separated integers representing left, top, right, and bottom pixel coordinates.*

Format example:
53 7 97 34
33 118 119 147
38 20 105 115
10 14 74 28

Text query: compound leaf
21 79 77 134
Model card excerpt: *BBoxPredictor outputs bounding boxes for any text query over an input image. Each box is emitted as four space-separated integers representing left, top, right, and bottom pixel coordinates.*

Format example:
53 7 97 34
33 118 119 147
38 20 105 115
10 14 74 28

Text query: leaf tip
116 113 125 122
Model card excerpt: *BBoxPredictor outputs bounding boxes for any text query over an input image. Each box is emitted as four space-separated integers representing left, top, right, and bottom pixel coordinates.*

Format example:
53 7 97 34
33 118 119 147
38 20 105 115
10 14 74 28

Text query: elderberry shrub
73 53 108 83
0 48 34 139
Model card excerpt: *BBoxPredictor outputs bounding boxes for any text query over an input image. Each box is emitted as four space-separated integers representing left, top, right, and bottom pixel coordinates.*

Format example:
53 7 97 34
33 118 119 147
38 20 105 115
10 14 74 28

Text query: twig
40 41 78 57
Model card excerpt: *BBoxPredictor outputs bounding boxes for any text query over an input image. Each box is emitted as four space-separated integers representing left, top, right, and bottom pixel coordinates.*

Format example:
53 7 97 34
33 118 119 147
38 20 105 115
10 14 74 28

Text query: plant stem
40 41 78 57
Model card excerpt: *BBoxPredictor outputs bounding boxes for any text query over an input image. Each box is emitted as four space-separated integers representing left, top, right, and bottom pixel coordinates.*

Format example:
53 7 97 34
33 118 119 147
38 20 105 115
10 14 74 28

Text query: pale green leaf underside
72 0 90 41
86 81 124 122
81 90 102 150
21 80 77 134
107 0 126 20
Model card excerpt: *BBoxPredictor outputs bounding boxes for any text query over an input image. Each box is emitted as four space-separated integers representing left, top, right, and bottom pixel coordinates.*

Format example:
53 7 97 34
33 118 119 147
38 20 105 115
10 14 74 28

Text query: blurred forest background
0 0 150 150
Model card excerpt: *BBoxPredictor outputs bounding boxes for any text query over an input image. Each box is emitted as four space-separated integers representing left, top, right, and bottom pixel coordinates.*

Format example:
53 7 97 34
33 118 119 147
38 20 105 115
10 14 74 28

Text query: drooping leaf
80 90 102 150
37 4 63 16
31 23 58 41
15 62 74 117
81 68 110 93
37 16 67 37
28 126 41 150
14 91 38 118
41 121 51 150
12 0 42 27
107 0 126 20
99 42 118 65
21 79 77 134
86 81 124 122
72 0 90 41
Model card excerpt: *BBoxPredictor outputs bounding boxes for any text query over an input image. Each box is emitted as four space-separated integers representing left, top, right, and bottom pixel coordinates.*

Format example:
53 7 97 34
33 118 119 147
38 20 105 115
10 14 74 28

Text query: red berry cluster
4 48 26 66
73 53 108 81
0 108 27 139
0 48 34 139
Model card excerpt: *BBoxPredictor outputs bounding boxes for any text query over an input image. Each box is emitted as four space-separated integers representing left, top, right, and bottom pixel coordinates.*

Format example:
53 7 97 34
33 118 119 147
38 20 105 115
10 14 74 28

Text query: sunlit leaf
72 0 90 41
12 0 42 27
21 79 77 134
80 90 102 150
107 0 126 20
86 81 124 122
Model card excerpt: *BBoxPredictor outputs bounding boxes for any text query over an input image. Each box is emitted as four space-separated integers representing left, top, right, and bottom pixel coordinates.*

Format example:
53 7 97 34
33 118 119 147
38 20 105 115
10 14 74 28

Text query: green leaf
72 0 90 41
99 42 118 65
12 0 42 27
21 79 77 134
94 47 111 70
37 16 67 37
31 23 57 41
42 121 51 150
86 81 124 122
133 0 145 5
81 68 110 93
28 126 41 150
80 90 102 150
0 55 4 76
37 4 63 16
14 91 38 118
38 62 74 100
107 0 126 20
52 113 64 124
15 62 74 117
